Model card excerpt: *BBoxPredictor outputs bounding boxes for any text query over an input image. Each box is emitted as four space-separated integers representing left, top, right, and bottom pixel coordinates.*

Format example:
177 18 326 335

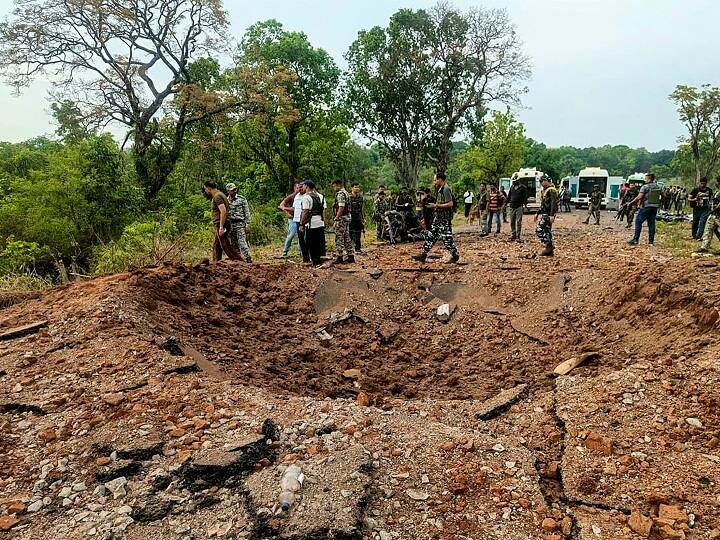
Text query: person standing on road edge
627 173 662 246
584 185 602 225
477 182 489 233
463 188 474 221
278 183 309 261
534 174 558 257
508 178 528 242
412 172 460 264
349 183 365 253
688 177 713 240
697 176 720 253
481 186 502 236
226 183 252 263
331 180 355 264
373 187 389 240
300 180 325 266
203 180 243 262
499 186 509 223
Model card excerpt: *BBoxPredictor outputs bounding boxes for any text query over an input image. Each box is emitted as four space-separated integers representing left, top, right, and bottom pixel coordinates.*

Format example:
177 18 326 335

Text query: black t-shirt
507 183 528 209
690 187 712 208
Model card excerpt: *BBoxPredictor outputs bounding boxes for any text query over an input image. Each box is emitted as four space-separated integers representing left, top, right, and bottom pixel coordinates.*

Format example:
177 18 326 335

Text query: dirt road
0 209 718 539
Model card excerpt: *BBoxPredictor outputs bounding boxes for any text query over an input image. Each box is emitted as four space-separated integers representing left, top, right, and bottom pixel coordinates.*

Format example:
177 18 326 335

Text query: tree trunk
287 124 300 192
394 149 420 190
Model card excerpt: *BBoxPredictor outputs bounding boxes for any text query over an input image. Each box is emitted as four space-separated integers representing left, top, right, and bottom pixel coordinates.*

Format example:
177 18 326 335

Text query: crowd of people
202 172 720 266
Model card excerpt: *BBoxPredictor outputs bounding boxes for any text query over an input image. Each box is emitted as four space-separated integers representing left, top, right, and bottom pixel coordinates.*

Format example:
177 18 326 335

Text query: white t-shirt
292 193 304 222
301 193 326 229
464 191 474 204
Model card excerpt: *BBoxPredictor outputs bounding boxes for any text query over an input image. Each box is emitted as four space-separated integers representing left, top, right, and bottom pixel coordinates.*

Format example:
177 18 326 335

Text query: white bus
573 167 609 208
509 168 544 210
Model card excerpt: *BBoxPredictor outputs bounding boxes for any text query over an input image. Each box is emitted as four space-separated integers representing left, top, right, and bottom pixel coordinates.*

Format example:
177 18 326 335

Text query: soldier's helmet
540 174 551 182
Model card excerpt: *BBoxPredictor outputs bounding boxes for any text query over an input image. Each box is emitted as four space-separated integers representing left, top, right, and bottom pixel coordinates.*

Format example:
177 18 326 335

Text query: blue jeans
693 207 710 239
283 219 299 254
486 211 501 233
633 207 658 244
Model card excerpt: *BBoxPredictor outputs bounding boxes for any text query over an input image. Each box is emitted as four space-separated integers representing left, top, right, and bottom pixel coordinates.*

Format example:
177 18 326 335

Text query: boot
412 253 427 263
346 255 356 263
334 256 344 264
540 244 554 257
449 253 460 263
582 219 589 224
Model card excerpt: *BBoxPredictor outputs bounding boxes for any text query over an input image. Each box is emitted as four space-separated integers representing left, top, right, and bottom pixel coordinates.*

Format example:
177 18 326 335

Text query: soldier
476 182 489 233
203 180 243 262
373 188 390 240
331 180 355 264
534 174 559 256
412 172 460 264
226 183 252 263
689 177 713 240
348 183 365 253
583 185 602 225
697 176 720 253
420 187 436 230
627 173 662 245
624 183 640 228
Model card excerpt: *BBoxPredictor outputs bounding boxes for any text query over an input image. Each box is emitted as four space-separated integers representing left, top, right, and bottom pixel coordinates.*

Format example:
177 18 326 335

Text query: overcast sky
0 0 718 150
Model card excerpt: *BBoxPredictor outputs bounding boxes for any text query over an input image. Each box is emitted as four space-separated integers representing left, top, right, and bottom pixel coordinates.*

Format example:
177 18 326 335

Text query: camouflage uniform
536 186 559 248
422 184 459 259
333 188 354 259
624 185 640 227
584 190 602 225
228 195 252 262
701 191 720 251
477 188 489 232
373 196 390 240
349 193 365 252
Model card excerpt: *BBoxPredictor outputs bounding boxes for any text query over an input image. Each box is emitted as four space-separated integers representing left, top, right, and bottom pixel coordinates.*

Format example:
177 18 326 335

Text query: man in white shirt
463 189 475 220
278 183 309 261
300 180 326 266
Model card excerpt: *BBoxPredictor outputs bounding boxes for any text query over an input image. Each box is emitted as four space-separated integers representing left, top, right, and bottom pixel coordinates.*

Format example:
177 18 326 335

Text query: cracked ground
0 212 719 539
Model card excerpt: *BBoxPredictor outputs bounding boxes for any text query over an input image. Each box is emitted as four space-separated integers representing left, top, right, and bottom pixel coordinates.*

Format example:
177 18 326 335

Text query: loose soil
0 211 718 539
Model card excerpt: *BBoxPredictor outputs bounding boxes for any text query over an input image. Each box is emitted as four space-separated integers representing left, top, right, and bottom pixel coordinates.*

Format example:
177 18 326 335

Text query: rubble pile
0 214 718 539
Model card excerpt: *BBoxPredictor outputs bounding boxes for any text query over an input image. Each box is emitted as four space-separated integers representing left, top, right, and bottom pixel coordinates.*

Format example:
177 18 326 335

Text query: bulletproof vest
309 192 323 217
645 185 662 206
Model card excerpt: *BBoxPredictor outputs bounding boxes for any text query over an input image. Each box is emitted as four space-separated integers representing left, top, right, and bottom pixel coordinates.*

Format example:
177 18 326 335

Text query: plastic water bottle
279 464 304 512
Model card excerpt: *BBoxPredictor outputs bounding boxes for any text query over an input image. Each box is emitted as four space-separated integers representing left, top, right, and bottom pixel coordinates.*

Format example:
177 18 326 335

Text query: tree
426 2 529 173
457 109 525 184
234 20 342 192
670 84 720 183
0 0 267 203
344 9 437 189
344 3 529 188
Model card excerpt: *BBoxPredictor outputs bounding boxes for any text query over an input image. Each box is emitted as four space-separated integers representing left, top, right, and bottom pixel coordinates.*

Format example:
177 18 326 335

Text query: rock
436 303 456 322
685 417 702 428
658 504 688 523
180 435 269 487
27 500 43 512
356 392 370 407
6 501 26 514
543 461 560 479
629 508 653 536
39 427 57 443
101 393 125 406
406 489 430 501
342 369 361 379
475 384 528 421
0 516 20 531
369 268 383 279
376 323 400 343
96 457 112 466
440 441 456 452
72 482 87 492
585 431 613 455
541 518 558 531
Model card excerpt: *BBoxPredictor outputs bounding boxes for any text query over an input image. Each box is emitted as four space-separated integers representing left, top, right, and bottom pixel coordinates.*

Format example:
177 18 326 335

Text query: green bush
0 238 53 275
